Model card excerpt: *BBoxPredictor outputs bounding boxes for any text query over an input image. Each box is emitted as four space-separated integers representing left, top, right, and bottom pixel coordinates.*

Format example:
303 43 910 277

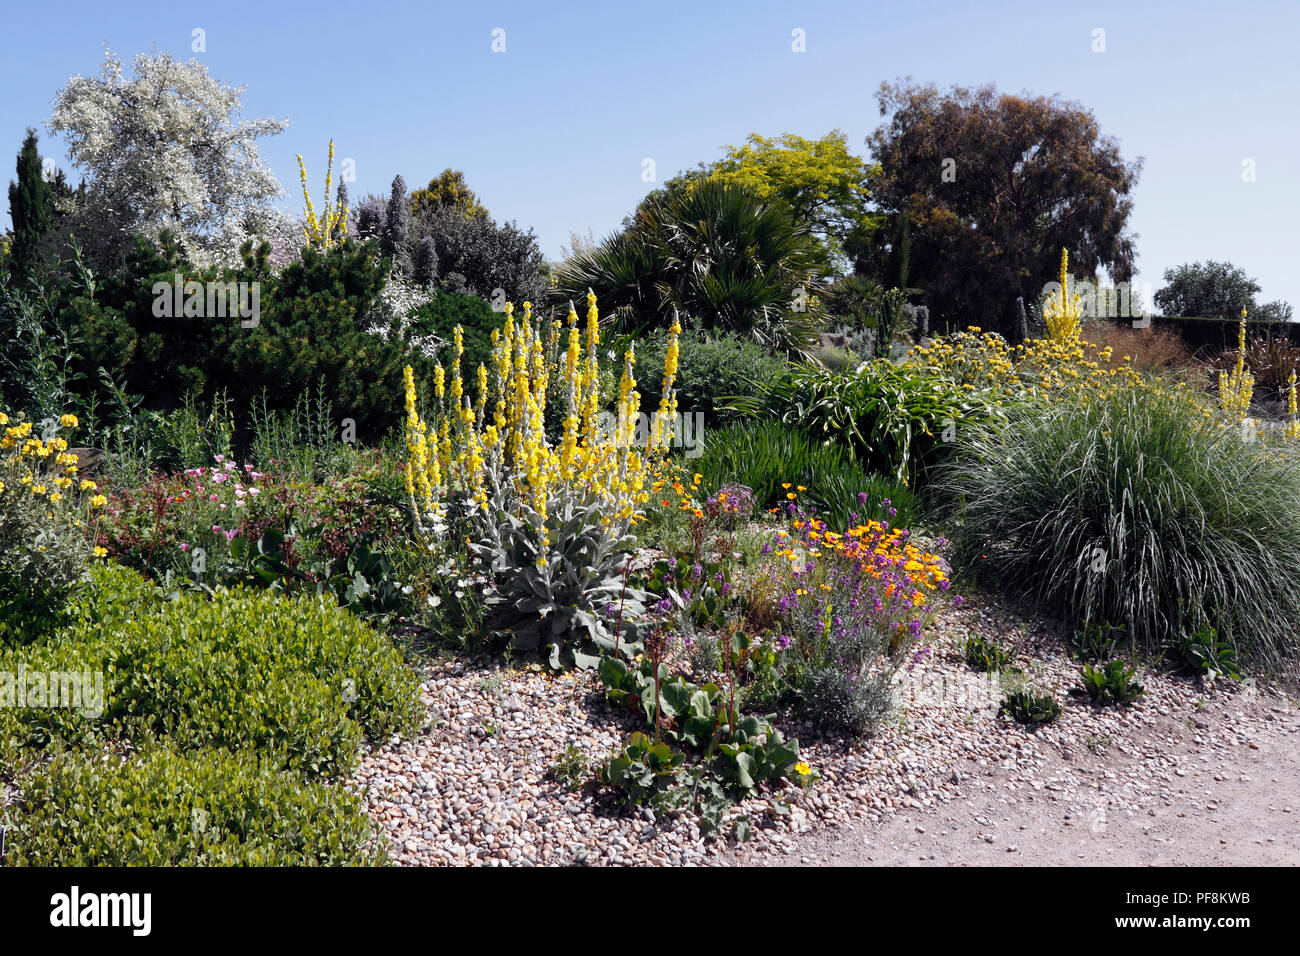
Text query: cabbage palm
552 180 826 357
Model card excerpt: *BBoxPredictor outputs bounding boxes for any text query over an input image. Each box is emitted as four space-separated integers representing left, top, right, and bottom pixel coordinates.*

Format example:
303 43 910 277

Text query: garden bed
352 591 1297 866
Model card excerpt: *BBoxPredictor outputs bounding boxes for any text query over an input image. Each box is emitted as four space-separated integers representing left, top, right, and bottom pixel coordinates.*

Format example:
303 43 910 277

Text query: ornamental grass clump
401 293 682 667
942 380 1300 673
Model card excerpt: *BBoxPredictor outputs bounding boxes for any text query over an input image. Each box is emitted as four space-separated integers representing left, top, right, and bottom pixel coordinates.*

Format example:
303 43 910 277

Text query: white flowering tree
48 48 289 267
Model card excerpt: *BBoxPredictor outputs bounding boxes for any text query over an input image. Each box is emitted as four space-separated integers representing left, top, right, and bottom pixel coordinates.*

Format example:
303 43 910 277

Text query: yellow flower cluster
1284 371 1299 443
0 409 106 524
1042 248 1083 343
402 293 682 548
907 326 1145 407
1217 309 1254 423
296 140 348 248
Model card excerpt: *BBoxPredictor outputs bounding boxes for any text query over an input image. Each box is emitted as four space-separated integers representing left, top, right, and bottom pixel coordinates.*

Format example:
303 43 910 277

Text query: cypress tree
7 128 54 275
381 175 411 274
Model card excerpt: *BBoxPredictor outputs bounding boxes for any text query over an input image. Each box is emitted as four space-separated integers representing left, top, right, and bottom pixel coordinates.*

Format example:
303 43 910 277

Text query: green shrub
696 420 919 530
636 328 786 425
406 289 500 377
943 381 1300 672
3 564 420 777
66 234 438 443
2 741 380 865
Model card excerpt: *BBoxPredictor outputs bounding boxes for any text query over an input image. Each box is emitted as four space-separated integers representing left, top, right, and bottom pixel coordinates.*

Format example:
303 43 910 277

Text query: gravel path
353 594 1300 866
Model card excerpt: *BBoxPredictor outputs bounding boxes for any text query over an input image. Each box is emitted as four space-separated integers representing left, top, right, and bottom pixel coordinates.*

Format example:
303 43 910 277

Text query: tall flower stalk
296 140 348 248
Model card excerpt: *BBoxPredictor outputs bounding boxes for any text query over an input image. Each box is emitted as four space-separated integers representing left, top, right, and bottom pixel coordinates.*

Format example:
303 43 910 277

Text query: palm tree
551 180 826 357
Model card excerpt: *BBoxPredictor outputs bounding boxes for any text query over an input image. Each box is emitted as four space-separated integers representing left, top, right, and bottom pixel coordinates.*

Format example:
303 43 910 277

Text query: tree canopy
1153 260 1292 322
706 131 875 267
409 169 488 221
864 80 1142 336
47 49 288 268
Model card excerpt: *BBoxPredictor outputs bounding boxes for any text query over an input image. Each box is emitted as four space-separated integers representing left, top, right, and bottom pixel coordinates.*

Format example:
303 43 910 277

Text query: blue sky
2 0 1297 309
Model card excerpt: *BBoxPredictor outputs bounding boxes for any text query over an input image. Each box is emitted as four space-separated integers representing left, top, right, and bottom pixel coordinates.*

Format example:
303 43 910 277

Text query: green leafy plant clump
597 655 806 835
1001 690 1061 725
964 634 1016 672
1169 625 1242 680
751 359 993 487
1078 660 1146 706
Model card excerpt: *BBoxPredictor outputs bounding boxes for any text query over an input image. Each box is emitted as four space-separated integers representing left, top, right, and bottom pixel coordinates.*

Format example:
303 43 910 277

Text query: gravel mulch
352 592 1298 866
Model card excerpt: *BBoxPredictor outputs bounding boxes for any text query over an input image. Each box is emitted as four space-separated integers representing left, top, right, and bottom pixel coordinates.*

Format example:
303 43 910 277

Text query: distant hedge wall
1150 316 1300 355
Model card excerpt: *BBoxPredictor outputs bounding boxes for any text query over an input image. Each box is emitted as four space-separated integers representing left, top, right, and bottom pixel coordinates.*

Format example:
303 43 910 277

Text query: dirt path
731 689 1300 866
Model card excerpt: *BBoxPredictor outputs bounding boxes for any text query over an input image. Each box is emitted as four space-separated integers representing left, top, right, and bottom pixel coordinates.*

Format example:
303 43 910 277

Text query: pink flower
223 529 238 541
215 455 225 463
212 524 221 534
210 494 218 501
180 542 191 552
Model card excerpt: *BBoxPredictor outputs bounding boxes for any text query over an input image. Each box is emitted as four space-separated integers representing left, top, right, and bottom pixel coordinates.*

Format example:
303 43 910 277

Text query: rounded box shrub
2 741 381 866
3 564 420 777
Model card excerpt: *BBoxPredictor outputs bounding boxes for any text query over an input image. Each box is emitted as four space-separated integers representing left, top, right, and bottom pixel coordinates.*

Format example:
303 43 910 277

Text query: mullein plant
1042 247 1083 344
295 140 348 249
1217 309 1255 424
1285 372 1300 443
402 293 683 668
